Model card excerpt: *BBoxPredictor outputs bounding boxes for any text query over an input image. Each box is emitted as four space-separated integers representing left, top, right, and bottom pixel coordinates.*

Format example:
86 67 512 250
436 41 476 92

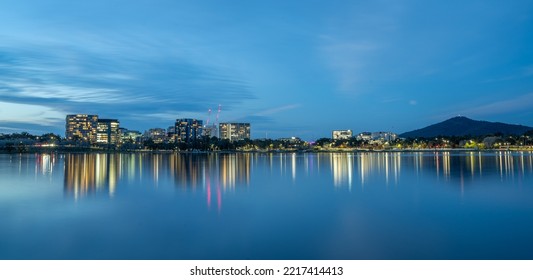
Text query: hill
400 116 533 138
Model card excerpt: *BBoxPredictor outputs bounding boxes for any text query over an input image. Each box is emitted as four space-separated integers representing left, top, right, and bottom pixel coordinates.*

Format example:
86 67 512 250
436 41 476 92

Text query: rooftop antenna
206 108 212 126
215 104 222 125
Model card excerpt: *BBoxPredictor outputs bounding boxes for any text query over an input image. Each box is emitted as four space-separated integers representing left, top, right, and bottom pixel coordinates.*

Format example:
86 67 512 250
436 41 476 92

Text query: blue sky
0 0 532 140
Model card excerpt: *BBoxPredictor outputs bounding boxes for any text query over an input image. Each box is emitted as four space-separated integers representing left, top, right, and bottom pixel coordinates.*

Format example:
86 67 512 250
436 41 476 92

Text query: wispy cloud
1 80 124 103
255 104 302 116
0 101 65 134
228 104 302 123
0 123 57 134
480 65 533 84
0 126 24 132
0 38 255 132
436 92 533 120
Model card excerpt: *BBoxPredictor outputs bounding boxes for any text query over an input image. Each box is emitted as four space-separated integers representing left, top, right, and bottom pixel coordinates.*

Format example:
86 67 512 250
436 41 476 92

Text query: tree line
1 130 532 152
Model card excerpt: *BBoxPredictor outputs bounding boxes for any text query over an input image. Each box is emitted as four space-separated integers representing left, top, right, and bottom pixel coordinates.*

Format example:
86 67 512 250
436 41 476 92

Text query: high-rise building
175 119 203 143
66 114 120 146
66 114 98 143
219 123 251 141
96 119 120 145
332 130 353 140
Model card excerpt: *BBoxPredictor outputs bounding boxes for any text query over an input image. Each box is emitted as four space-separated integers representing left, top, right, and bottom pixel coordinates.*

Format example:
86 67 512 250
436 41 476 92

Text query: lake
1 151 533 259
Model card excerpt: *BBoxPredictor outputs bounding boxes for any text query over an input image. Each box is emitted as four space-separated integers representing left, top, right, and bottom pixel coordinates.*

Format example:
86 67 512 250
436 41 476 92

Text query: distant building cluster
65 114 251 147
356 132 398 143
330 129 398 144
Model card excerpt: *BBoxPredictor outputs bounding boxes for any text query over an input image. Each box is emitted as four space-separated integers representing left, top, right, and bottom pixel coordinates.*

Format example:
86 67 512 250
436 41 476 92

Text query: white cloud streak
2 80 126 103
0 101 65 125
457 93 533 116
256 104 302 116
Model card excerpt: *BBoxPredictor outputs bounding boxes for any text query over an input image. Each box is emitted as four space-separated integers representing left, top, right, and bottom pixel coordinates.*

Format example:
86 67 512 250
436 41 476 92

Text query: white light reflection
385 152 389 186
443 152 450 180
478 152 482 178
54 151 533 213
109 155 117 197
269 153 273 172
520 152 525 178
468 152 475 178
394 152 401 185
434 152 440 180
152 154 160 186
359 153 367 187
530 151 533 174
331 153 353 189
291 153 296 181
279 153 283 176
35 154 55 176
501 151 514 180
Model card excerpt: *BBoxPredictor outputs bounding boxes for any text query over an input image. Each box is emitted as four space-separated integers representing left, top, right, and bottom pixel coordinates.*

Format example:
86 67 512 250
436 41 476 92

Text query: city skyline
64 113 254 145
1 1 533 140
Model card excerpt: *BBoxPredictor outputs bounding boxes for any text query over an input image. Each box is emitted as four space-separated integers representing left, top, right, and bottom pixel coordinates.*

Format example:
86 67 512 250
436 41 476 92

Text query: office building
96 119 120 145
66 114 120 146
66 114 99 143
219 123 251 141
332 130 353 140
175 119 203 143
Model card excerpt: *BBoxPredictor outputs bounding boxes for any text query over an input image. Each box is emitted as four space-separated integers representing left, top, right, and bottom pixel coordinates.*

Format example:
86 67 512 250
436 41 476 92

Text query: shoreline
1 147 532 155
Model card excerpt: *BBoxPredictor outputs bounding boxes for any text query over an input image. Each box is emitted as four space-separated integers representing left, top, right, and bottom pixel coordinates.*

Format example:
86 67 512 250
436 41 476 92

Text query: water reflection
219 153 251 189
6 151 533 260
352 152 403 188
330 154 353 188
64 154 120 198
62 153 252 206
57 151 533 202
35 153 56 175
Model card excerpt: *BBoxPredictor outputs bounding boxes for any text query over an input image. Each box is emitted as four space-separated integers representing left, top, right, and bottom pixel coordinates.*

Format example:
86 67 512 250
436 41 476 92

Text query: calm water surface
1 151 533 259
